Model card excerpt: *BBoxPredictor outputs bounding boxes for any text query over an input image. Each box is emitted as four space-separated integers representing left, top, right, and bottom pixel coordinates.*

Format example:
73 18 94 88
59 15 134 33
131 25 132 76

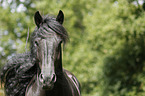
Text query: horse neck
55 44 63 73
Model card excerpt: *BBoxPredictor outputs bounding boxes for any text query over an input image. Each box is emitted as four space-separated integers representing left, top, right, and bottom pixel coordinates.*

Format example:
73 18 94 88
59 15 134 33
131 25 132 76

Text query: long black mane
0 12 68 96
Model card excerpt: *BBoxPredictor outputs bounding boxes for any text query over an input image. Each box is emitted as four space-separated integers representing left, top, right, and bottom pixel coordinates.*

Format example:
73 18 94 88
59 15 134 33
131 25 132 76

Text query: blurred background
0 0 145 96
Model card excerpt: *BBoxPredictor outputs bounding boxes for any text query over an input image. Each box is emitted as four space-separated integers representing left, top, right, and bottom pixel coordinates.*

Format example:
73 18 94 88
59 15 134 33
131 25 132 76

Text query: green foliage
0 0 145 96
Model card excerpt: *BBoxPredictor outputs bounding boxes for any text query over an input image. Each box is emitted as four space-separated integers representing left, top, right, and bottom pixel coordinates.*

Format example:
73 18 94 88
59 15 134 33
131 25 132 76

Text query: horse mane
0 53 37 96
0 13 68 96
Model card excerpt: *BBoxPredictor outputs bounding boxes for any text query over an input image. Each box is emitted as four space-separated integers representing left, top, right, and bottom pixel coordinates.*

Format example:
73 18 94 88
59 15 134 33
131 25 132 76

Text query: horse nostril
40 74 43 79
52 74 56 82
39 74 44 83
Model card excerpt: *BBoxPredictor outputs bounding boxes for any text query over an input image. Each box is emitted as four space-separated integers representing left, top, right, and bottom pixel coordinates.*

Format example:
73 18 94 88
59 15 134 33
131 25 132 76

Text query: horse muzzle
39 74 56 90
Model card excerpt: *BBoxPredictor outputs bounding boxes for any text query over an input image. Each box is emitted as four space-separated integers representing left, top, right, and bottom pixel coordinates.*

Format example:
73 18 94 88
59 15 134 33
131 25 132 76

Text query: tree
0 0 145 96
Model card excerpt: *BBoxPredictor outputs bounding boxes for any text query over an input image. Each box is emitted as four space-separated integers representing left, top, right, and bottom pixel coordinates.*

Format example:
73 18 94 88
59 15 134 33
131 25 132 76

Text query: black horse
0 10 81 96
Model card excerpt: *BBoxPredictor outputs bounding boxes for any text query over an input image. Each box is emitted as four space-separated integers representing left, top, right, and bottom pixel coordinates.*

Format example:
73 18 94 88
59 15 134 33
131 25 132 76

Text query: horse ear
56 10 64 24
34 11 42 28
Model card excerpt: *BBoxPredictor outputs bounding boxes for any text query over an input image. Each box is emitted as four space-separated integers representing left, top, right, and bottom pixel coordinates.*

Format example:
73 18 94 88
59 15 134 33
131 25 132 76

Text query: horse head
32 10 67 90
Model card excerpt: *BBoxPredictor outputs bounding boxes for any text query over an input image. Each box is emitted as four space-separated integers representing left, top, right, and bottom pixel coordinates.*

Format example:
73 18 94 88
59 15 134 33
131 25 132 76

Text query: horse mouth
42 83 54 90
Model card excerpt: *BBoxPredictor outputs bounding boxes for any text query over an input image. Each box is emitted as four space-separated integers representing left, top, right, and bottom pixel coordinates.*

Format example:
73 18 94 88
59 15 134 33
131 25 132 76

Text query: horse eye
44 20 47 23
35 41 39 46
60 41 62 44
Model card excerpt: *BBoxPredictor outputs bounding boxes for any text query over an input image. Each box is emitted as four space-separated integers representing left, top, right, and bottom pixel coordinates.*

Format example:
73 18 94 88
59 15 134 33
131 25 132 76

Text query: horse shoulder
63 69 81 96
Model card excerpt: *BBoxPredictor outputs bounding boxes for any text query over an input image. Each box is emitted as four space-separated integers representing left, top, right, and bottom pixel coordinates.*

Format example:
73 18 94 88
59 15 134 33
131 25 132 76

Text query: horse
0 10 81 96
